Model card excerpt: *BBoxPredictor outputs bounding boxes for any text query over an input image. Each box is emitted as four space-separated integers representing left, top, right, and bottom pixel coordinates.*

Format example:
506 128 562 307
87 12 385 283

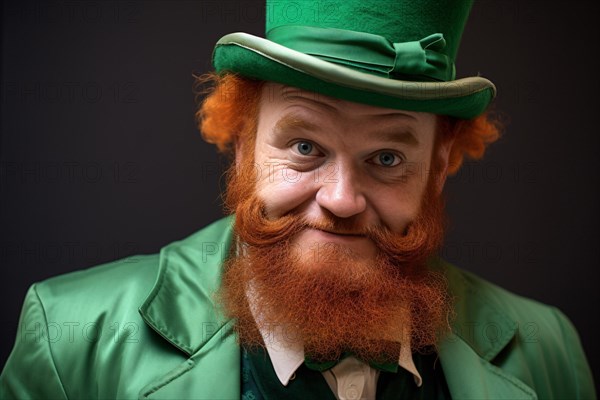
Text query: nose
315 162 367 218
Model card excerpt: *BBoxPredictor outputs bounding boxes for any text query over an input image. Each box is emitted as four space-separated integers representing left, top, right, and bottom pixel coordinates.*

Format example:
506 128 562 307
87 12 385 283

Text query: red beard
218 154 453 363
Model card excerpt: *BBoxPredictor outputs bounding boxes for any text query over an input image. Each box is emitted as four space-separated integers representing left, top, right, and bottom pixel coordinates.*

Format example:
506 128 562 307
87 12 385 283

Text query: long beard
217 156 453 363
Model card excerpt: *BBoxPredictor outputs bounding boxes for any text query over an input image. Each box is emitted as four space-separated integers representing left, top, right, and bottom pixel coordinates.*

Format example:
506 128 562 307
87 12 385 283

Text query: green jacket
1 217 596 399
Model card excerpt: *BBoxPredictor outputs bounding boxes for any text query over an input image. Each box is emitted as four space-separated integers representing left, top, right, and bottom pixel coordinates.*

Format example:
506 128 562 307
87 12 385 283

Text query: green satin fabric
0 217 596 399
0 254 183 399
267 25 454 81
0 218 241 399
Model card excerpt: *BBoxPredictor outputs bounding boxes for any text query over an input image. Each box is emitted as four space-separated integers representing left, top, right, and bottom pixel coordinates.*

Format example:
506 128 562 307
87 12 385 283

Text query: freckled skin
246 83 451 262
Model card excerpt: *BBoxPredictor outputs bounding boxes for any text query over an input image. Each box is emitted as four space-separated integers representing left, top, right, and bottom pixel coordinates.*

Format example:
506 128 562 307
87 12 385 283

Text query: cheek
369 178 427 233
372 197 412 233
255 163 318 218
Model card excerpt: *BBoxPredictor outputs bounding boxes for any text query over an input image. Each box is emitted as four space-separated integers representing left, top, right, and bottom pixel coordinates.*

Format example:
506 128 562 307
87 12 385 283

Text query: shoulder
35 253 160 317
0 251 164 399
1 216 235 399
445 260 551 313
444 260 577 343
33 215 234 323
437 258 596 399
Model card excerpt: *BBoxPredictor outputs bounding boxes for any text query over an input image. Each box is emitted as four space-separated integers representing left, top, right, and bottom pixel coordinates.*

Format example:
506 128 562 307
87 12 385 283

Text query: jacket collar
432 257 519 362
137 216 239 399
139 216 236 357
431 258 537 399
138 216 535 399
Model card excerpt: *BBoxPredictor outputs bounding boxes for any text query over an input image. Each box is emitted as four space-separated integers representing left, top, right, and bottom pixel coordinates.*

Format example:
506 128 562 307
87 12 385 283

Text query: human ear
433 133 456 195
234 138 245 173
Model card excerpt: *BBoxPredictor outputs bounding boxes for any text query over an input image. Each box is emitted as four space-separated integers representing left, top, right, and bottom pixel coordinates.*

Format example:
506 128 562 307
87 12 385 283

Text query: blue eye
296 141 313 155
375 152 401 167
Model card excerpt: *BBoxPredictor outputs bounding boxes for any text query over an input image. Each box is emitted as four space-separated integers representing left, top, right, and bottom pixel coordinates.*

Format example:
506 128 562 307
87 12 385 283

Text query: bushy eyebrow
272 114 319 136
370 128 419 146
272 113 419 146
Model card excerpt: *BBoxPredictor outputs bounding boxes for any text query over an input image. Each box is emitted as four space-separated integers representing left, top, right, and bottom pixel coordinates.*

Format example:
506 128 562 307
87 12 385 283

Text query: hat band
266 25 455 82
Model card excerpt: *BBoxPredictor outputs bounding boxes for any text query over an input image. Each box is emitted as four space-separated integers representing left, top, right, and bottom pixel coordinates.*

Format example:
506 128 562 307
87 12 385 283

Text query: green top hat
212 0 496 118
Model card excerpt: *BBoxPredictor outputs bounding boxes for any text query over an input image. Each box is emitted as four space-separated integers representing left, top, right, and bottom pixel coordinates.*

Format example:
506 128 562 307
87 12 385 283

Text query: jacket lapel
138 319 240 399
439 334 536 400
434 259 537 399
137 217 240 399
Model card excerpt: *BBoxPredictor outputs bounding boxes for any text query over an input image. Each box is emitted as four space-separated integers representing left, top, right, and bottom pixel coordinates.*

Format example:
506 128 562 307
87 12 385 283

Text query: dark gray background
1 0 598 391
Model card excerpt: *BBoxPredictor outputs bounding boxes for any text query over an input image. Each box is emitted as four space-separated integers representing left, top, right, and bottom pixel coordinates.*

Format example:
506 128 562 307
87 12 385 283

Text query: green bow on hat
212 0 496 118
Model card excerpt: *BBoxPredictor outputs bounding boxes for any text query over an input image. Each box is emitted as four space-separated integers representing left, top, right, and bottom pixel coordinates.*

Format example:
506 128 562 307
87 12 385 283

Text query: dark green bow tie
304 351 399 373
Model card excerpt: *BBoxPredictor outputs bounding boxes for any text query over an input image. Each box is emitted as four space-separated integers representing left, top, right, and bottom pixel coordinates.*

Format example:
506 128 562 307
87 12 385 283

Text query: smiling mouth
300 228 375 254
315 228 366 237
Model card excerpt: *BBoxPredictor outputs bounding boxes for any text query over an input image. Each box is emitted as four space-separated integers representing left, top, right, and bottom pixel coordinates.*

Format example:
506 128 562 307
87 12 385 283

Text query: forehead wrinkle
270 112 420 149
279 86 341 116
266 85 426 148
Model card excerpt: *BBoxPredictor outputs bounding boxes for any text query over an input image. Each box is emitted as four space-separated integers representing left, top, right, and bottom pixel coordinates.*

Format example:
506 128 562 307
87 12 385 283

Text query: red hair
436 109 503 175
195 73 263 154
194 73 502 175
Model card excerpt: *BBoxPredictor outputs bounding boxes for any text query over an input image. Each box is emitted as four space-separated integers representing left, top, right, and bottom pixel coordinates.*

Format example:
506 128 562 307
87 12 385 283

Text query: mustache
232 167 446 271
235 195 388 246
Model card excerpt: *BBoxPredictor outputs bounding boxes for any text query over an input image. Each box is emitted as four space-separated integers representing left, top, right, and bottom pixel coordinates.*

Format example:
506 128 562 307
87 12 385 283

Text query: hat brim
212 33 496 119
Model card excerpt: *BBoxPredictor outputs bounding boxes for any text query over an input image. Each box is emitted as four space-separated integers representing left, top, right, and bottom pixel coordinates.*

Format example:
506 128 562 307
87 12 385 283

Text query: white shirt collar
257 323 423 387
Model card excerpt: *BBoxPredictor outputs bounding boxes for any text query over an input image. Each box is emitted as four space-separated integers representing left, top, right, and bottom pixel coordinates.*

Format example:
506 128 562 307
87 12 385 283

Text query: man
0 0 596 399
